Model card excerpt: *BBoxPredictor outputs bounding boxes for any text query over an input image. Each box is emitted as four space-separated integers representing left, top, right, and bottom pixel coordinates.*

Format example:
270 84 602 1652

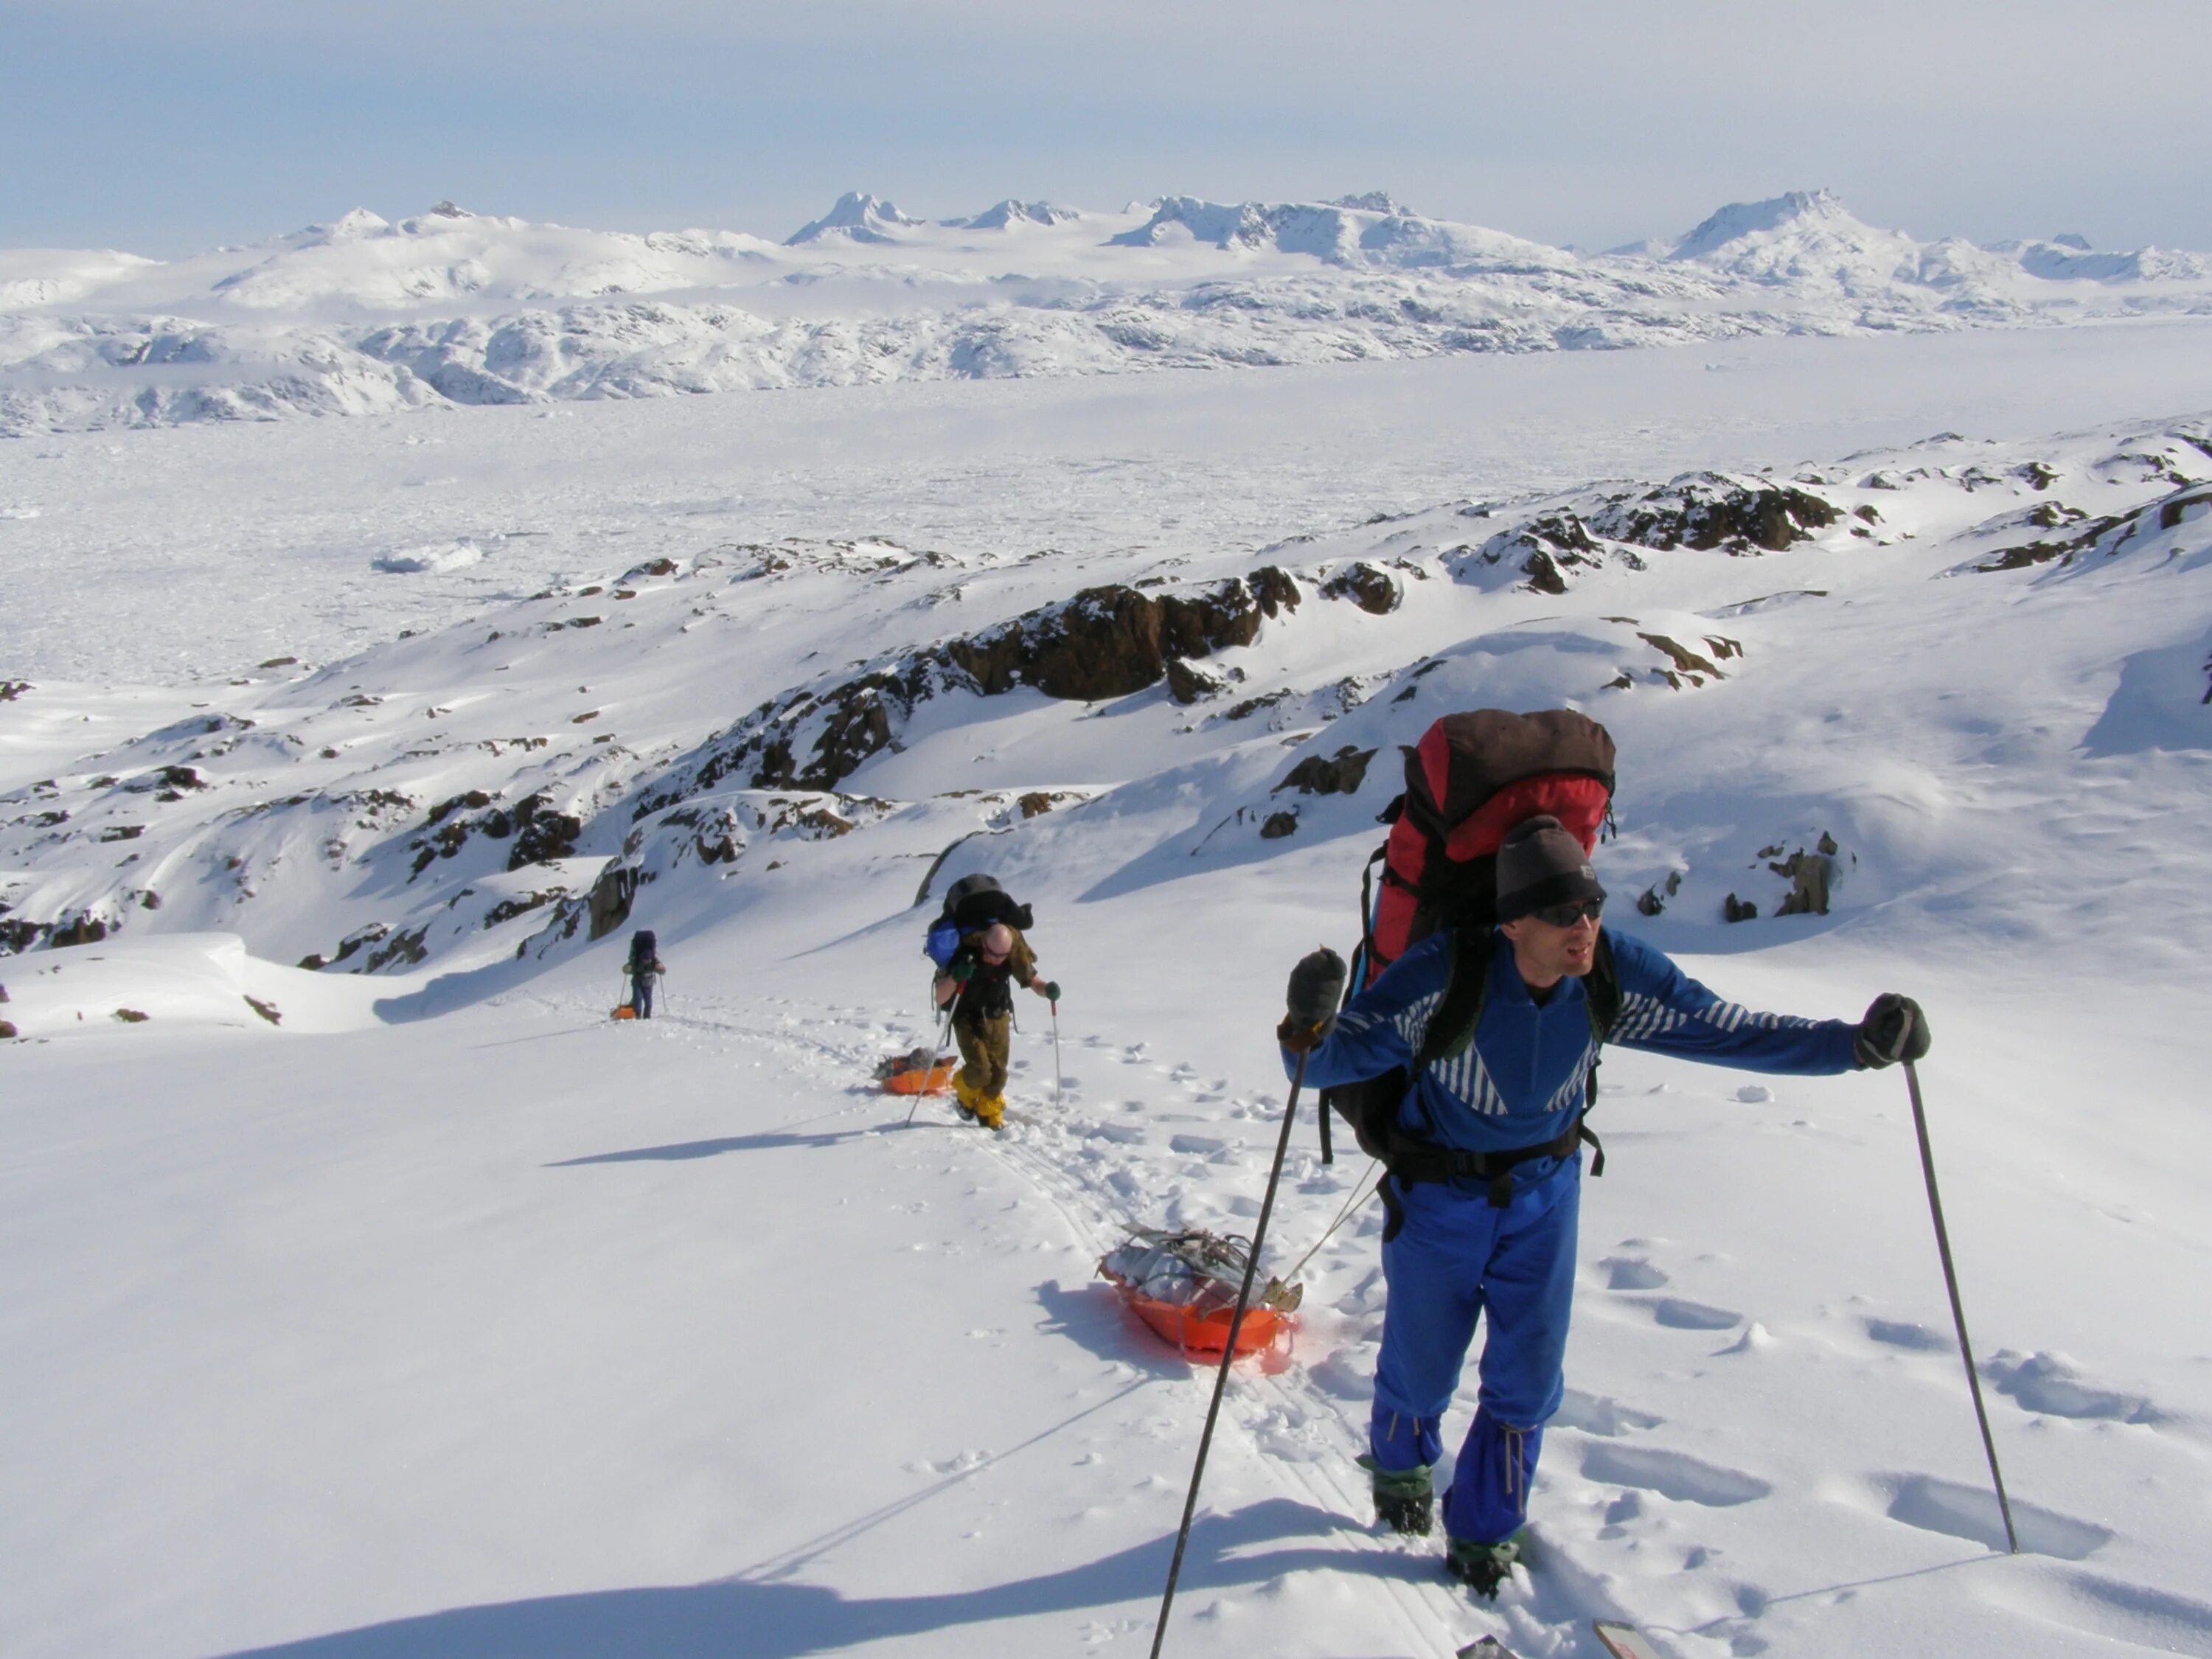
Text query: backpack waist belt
1383 1113 1605 1208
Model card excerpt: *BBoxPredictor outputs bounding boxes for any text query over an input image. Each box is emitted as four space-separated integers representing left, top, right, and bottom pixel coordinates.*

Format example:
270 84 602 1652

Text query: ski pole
910 984 963 1127
1905 1058 2018 1554
1051 1001 1064 1109
1316 939 1366 1166
1149 1051 1308 1659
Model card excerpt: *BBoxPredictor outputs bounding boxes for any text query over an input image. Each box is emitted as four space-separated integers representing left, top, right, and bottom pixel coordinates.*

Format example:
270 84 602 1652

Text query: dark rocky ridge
638 568 1304 807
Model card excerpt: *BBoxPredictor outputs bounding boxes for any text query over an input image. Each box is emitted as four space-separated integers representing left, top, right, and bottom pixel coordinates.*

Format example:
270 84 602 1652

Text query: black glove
1281 947 1347 1051
1854 993 1930 1068
1041 981 1062 1002
947 955 975 983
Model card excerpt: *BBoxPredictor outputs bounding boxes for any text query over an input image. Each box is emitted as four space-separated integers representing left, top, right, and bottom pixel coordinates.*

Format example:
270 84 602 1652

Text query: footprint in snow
1874 1472 2111 1559
1552 1387 1664 1437
910 1449 993 1477
1651 1298 1745 1331
1599 1254 1672 1291
1578 1441 1773 1506
1865 1316 1952 1352
1996 1568 2212 1649
1981 1349 2167 1425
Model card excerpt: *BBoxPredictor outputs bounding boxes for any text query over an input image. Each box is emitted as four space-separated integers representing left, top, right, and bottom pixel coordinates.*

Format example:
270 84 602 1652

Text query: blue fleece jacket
1287 925 1860 1171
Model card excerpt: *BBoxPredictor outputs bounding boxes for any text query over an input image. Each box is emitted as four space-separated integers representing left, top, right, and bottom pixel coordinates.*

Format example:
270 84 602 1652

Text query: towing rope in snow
1279 1161 1383 1287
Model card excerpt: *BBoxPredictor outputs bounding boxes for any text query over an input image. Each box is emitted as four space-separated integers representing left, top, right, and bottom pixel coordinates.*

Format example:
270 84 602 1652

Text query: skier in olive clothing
1279 815 1930 1598
933 921 1060 1130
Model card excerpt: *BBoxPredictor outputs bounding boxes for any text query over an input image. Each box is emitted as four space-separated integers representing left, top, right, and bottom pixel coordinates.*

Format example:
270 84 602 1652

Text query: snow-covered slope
5 189 2209 436
4 325 2211 1659
7 414 2207 981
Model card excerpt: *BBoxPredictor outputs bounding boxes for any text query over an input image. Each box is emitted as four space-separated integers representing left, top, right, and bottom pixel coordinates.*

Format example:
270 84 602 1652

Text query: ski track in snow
563 983 2205 1659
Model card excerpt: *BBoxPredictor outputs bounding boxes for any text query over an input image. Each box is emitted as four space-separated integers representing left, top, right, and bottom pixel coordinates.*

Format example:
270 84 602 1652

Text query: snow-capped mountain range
3 188 2208 436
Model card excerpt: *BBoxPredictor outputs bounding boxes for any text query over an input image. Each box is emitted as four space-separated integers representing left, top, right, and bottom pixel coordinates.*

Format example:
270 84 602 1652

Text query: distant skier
625 929 665 1019
1278 815 1928 1599
933 920 1060 1130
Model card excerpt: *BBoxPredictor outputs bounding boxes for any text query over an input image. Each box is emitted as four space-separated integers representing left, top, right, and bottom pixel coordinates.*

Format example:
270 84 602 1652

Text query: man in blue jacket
1279 815 1929 1598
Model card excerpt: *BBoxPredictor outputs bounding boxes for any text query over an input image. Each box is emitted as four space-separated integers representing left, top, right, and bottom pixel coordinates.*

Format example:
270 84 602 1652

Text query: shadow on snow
210 1499 1408 1659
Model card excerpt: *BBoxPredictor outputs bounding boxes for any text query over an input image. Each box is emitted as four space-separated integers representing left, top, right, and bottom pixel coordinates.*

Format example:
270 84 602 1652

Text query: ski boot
1444 1533 1523 1601
952 1073 981 1124
1357 1455 1433 1536
974 1092 1006 1132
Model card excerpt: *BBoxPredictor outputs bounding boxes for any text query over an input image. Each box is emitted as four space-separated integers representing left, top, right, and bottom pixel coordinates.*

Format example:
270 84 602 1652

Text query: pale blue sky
7 0 2206 255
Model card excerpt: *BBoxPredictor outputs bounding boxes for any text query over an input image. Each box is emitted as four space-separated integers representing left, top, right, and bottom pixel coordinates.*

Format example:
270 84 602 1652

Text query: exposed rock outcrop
1320 562 1401 614
947 576 1279 700
641 569 1301 804
1274 745 1377 796
507 792 583 869
585 863 637 939
1637 870 1683 916
1166 658 1225 704
1455 510 1617 594
1586 473 1840 554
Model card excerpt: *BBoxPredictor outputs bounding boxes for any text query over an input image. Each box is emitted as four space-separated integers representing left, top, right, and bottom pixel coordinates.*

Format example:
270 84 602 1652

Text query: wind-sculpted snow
6 189 2211 434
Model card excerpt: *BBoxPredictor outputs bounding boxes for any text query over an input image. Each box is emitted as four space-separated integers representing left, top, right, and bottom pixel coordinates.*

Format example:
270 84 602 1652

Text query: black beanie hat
1495 815 1605 922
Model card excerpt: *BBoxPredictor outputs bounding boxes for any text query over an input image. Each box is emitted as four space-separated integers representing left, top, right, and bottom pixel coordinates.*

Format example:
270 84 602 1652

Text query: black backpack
942 873 1033 933
627 929 657 971
924 874 1037 975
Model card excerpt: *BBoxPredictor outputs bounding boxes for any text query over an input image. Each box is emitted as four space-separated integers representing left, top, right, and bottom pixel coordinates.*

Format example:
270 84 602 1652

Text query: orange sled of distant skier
876 1047 956 1095
1099 1227 1303 1360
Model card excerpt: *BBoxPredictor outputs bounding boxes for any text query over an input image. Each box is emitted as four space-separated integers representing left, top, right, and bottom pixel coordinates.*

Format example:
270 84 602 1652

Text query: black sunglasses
1528 897 1604 928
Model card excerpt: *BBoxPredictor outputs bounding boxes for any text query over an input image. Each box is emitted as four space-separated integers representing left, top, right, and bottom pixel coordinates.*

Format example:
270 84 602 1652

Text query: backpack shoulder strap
1585 929 1621 1043
1416 926 1494 1069
1576 929 1622 1177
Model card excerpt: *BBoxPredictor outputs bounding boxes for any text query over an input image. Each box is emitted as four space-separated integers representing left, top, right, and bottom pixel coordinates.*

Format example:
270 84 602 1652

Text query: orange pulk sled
876 1045 956 1095
1099 1227 1303 1360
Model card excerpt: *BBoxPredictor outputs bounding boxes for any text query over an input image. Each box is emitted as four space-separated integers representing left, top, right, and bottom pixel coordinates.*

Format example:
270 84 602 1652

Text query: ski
1456 1638 1520 1658
1593 1621 1664 1659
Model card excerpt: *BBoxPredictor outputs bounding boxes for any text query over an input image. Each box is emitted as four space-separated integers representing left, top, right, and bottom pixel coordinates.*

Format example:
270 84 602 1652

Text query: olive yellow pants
953 1012 1011 1102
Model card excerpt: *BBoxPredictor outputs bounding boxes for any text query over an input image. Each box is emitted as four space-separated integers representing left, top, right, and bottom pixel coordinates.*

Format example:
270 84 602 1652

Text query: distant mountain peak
318 208 392 243
1668 189 1858 260
1330 192 1412 216
786 192 922 246
943 199 1082 231
1107 193 1566 270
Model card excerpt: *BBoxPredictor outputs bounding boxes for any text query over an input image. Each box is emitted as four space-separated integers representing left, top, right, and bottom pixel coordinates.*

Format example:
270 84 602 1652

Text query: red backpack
1321 709 1618 1170
1358 708 1615 984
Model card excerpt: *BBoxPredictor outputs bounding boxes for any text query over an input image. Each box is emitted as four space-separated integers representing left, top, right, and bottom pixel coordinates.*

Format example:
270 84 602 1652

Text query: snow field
4 318 2211 1655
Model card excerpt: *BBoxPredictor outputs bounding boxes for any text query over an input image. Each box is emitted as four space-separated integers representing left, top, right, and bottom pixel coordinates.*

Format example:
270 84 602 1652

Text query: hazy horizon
7 0 2208 258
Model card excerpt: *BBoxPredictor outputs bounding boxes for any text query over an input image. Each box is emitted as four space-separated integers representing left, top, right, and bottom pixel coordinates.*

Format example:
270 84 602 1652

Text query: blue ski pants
630 972 655 1019
1368 1161 1580 1544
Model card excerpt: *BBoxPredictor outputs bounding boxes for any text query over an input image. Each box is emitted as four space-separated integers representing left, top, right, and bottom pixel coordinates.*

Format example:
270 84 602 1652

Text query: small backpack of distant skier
628 929 658 973
1324 708 1619 1162
922 872 1034 967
